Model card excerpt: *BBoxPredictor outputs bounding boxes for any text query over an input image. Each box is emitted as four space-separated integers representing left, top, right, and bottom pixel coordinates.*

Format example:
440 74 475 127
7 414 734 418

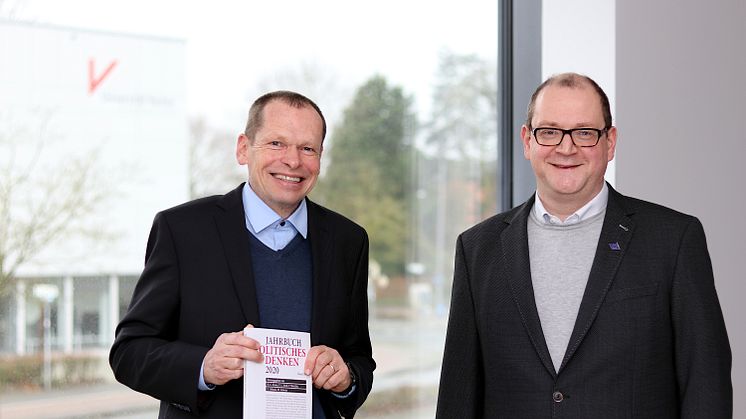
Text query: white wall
542 0 616 184
615 1 745 415
0 21 189 275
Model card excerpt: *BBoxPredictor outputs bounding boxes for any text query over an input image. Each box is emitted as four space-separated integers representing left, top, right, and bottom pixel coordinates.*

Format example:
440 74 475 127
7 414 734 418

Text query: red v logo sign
88 58 118 95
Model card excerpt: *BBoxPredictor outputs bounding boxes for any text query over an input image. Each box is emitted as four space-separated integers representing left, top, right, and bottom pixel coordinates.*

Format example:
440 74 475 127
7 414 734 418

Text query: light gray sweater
527 209 605 372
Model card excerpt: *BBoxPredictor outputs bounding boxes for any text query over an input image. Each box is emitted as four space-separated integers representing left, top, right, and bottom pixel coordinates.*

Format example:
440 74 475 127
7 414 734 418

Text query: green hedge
0 354 103 391
0 355 42 391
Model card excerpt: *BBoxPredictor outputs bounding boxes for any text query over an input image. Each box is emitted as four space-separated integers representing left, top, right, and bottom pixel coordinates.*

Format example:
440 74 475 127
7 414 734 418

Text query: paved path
0 317 446 418
0 382 158 419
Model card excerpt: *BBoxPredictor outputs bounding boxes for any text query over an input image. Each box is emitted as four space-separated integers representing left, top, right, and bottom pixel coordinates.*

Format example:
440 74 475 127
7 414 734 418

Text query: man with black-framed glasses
437 72 732 418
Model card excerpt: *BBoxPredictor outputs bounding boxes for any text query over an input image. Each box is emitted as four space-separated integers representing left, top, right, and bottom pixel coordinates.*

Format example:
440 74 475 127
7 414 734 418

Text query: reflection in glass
0 2 497 417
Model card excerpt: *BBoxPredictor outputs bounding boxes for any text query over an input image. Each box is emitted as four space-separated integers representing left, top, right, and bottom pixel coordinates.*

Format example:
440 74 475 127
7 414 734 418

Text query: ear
605 126 617 162
236 133 250 165
521 125 532 160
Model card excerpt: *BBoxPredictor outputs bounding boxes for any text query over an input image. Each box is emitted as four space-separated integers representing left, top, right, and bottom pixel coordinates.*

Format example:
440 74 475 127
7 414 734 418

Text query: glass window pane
0 2 498 417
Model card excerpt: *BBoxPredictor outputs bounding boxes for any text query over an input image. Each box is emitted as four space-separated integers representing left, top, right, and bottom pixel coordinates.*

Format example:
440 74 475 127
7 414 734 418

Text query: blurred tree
190 63 350 199
0 118 112 297
0 0 27 19
413 51 498 312
425 50 497 158
314 75 416 277
424 50 498 219
188 116 244 199
252 61 351 142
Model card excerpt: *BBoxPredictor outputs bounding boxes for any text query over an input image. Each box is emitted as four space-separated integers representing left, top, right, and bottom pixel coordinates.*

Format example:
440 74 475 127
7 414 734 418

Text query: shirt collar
241 183 308 238
534 182 609 226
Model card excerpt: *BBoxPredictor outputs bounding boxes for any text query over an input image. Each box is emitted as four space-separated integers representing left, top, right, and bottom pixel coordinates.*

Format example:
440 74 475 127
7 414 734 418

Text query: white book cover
243 328 312 419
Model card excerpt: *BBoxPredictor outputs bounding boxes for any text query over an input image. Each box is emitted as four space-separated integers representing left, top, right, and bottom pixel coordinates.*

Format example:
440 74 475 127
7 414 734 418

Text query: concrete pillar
108 275 119 345
62 276 74 353
97 280 107 347
15 280 26 355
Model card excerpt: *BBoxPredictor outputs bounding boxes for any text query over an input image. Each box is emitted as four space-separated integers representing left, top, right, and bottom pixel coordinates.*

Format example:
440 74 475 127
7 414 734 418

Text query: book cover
243 328 312 419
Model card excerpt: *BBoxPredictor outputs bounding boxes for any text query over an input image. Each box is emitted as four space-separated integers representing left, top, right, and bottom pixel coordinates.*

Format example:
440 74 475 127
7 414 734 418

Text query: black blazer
436 185 731 418
110 184 375 418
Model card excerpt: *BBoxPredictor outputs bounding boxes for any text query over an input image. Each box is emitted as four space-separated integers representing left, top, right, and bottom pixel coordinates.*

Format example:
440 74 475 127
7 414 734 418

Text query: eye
267 140 284 149
538 128 559 137
575 129 595 138
300 146 318 156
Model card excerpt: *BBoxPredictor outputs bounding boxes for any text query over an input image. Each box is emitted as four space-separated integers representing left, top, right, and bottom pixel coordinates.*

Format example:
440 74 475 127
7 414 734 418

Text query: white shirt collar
534 183 609 226
242 183 308 238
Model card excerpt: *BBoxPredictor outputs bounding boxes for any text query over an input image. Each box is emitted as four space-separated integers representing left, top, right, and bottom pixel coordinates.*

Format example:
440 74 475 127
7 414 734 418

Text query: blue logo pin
609 242 621 251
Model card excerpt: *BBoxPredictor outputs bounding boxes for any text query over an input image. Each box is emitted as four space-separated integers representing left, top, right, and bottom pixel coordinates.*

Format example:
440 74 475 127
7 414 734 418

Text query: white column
98 280 107 347
62 276 74 353
15 280 26 355
108 275 119 345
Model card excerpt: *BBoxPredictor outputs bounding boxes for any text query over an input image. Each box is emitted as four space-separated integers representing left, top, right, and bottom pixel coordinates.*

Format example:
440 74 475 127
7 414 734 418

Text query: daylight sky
4 0 498 129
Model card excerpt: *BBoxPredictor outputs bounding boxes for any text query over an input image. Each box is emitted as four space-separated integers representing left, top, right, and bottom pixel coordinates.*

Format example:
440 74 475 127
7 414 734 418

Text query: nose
281 145 301 168
554 132 577 154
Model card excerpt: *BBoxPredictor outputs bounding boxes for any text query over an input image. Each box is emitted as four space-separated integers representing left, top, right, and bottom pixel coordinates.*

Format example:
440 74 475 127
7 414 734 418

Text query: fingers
203 329 264 386
303 345 324 375
304 345 351 392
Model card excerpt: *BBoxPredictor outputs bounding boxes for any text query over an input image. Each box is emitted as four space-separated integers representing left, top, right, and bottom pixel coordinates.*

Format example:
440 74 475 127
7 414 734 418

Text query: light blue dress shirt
200 184 355 398
241 182 308 249
534 182 609 225
198 184 307 391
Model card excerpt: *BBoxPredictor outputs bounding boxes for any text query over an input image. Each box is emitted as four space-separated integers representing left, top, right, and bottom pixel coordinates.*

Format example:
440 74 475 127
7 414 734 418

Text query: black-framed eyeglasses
532 127 608 147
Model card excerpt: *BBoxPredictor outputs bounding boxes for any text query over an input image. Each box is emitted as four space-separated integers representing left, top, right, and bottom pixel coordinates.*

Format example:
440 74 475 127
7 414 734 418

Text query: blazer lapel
559 185 635 371
214 183 260 326
504 195 557 378
306 199 333 346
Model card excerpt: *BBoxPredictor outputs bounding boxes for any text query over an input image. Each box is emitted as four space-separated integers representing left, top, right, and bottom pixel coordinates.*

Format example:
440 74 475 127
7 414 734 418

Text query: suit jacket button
552 391 564 403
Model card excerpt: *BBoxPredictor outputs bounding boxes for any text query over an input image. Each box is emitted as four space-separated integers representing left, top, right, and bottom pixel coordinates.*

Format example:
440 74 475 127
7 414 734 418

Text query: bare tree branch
188 116 244 199
0 117 115 296
0 0 29 20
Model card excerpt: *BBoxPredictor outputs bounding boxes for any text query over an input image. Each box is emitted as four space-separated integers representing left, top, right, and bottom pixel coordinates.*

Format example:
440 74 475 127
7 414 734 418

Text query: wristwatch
345 362 357 387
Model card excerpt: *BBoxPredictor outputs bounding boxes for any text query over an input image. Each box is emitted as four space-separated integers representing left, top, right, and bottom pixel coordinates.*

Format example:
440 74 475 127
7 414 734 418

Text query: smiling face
521 83 617 214
236 99 324 218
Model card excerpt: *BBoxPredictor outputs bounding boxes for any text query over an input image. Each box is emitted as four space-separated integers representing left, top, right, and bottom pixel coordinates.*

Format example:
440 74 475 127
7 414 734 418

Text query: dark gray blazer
436 184 731 418
110 184 374 418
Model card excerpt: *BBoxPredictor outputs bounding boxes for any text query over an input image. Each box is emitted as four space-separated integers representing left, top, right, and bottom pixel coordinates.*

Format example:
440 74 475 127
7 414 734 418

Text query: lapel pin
618 224 629 231
609 242 621 251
